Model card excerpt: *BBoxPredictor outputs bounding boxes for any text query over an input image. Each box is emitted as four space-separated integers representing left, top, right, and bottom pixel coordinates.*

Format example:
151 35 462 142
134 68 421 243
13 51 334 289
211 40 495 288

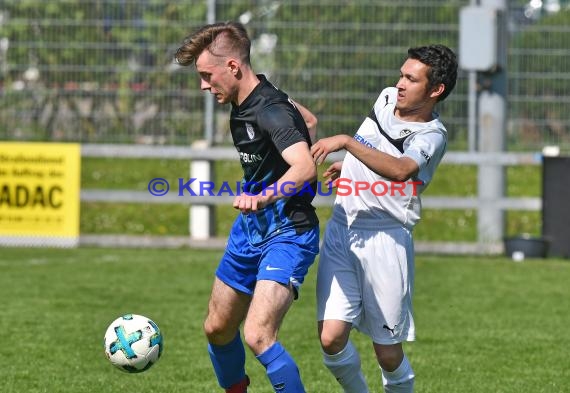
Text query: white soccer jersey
334 86 447 229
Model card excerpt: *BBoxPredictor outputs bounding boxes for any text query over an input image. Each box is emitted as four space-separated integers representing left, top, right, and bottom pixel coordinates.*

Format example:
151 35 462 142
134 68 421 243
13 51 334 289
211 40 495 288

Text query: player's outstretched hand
310 135 350 165
322 161 343 188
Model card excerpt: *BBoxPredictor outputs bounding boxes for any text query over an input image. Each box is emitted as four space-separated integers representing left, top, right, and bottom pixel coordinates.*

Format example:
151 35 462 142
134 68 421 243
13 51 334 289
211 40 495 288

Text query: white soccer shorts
316 217 416 344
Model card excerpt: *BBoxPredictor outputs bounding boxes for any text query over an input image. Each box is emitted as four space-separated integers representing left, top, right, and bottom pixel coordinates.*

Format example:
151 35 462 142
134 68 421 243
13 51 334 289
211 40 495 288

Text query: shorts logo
383 324 397 336
265 265 282 271
420 149 431 163
245 122 255 140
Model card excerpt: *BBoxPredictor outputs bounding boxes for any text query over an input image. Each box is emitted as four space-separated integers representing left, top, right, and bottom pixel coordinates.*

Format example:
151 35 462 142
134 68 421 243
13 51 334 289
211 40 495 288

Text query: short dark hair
407 45 458 102
175 21 251 66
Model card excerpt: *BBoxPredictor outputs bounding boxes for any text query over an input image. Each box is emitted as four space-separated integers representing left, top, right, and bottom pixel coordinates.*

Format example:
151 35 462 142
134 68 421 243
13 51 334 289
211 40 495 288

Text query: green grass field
2 248 568 393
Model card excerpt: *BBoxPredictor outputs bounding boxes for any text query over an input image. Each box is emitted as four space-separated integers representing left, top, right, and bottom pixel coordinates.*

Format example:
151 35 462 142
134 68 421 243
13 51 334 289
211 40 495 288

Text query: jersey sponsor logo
353 133 375 149
239 151 263 163
245 122 255 140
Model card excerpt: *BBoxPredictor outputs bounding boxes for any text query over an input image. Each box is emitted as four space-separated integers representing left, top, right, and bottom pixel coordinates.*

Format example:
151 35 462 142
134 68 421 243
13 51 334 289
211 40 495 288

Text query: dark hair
407 45 458 102
175 21 251 66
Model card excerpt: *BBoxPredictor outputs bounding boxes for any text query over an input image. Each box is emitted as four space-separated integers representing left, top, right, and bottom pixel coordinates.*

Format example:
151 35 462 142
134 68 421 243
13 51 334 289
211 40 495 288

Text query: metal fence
1 0 569 150
79 144 541 254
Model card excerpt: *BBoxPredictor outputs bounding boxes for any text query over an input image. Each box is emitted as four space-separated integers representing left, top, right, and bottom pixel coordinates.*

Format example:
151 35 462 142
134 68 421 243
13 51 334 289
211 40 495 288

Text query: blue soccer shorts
216 216 319 299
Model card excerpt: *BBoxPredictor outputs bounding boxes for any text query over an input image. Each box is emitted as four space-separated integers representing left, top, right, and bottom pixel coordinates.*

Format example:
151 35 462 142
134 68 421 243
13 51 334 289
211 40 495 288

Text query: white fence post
477 90 506 243
189 140 215 240
475 0 508 245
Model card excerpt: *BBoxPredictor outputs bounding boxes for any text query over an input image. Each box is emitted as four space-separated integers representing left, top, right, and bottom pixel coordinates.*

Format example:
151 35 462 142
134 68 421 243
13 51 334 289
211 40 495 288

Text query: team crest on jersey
245 122 255 140
399 128 413 138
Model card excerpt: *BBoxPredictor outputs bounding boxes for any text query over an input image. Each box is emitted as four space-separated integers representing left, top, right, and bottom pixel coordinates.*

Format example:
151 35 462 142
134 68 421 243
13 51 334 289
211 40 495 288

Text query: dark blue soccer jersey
229 75 318 233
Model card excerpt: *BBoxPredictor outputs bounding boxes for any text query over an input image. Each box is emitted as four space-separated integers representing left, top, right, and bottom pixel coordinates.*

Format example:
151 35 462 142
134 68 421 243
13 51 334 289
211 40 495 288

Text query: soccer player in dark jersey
175 22 319 393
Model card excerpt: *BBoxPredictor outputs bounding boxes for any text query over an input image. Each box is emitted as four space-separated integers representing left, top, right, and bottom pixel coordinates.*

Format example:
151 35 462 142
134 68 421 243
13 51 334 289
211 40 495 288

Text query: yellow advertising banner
0 142 81 247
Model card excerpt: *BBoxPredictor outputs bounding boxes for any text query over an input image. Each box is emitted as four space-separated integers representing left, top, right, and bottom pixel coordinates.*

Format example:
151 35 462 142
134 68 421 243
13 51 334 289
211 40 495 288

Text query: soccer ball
103 314 163 373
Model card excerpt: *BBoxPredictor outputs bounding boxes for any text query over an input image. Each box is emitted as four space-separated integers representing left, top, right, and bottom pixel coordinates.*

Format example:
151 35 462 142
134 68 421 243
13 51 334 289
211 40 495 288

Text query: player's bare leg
204 277 251 392
319 319 369 393
243 279 292 354
244 279 305 392
373 342 414 393
204 277 250 344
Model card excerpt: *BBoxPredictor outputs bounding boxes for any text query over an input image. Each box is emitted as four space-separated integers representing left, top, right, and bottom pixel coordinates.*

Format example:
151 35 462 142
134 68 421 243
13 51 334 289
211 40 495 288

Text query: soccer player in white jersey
310 45 458 393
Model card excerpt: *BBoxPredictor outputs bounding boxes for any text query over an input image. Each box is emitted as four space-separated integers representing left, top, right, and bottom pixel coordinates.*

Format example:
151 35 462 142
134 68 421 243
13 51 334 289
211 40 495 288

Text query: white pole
189 140 214 240
204 0 216 144
476 0 508 244
468 70 477 152
189 0 217 240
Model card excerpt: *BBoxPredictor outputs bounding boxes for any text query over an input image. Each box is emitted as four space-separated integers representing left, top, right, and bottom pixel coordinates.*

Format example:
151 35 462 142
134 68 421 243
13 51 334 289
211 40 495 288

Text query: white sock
322 340 369 393
381 355 415 393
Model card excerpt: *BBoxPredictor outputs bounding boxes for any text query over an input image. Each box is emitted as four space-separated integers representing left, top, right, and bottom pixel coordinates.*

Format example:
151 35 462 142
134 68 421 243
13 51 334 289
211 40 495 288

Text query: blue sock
208 332 246 389
256 342 305 392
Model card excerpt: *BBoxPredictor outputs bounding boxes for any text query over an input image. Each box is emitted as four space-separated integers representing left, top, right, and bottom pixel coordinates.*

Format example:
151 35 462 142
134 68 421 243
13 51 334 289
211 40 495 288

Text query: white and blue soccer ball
103 314 163 373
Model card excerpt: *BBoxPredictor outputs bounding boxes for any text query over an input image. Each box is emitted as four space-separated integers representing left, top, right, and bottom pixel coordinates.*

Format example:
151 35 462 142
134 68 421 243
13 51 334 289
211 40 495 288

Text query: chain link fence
1 0 569 151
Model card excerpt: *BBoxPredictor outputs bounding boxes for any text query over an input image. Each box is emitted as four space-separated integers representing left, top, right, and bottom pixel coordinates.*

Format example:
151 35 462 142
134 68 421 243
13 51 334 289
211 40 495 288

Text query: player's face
395 58 435 118
195 50 238 105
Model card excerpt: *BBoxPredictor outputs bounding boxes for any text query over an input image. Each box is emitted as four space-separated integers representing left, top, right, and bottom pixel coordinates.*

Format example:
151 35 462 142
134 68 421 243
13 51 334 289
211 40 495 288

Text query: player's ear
227 58 240 76
430 83 445 99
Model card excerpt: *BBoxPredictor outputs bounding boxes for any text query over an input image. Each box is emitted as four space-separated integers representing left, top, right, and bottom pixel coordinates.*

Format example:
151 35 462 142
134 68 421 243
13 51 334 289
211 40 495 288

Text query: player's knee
243 327 272 354
203 315 231 344
319 330 347 355
242 331 261 352
376 347 404 372
202 316 217 339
